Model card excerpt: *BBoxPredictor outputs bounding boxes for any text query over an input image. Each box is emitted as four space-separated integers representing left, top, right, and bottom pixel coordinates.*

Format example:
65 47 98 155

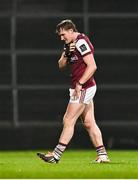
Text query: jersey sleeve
76 39 91 56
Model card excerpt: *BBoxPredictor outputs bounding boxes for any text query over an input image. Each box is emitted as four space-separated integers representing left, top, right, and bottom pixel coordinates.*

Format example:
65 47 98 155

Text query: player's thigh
64 102 85 125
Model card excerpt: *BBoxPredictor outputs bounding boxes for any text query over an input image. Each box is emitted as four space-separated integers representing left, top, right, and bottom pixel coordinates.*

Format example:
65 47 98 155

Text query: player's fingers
69 43 76 51
72 91 78 100
70 42 75 46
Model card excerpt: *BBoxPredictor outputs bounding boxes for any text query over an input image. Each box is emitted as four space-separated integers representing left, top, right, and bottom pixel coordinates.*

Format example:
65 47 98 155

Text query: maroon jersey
69 33 96 89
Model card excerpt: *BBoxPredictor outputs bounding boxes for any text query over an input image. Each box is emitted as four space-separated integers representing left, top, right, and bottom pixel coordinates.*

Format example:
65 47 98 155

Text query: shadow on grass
91 161 128 165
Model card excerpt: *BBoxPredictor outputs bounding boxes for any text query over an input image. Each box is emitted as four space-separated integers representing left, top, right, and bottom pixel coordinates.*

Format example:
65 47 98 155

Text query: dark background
0 0 138 150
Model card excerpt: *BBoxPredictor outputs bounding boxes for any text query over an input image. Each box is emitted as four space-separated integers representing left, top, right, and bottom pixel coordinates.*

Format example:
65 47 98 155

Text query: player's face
58 28 73 44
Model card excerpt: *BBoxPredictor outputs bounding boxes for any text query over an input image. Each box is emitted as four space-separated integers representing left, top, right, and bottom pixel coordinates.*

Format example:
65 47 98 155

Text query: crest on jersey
79 44 87 52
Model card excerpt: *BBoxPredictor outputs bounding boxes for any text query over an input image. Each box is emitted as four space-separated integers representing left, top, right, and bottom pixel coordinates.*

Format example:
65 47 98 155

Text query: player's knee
83 121 91 129
63 116 73 127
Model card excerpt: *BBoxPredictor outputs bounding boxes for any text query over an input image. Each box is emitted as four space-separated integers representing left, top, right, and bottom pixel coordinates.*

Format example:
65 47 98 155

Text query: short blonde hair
56 19 78 33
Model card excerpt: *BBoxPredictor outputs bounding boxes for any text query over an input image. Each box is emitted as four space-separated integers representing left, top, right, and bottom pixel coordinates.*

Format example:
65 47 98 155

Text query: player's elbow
58 58 67 69
94 64 97 72
92 64 97 73
58 61 66 69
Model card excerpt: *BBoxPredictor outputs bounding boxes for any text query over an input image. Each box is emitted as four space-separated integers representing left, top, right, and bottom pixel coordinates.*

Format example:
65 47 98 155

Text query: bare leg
59 102 85 144
81 101 110 162
81 101 103 147
37 102 86 163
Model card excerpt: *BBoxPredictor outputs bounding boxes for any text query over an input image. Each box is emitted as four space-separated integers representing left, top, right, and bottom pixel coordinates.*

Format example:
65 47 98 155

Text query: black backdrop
0 0 138 150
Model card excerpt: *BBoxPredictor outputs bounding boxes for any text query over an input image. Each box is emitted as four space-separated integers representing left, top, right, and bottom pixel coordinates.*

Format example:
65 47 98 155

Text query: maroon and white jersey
69 33 96 89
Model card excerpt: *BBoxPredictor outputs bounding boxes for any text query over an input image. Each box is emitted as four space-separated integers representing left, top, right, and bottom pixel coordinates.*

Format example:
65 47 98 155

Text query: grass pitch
0 150 138 179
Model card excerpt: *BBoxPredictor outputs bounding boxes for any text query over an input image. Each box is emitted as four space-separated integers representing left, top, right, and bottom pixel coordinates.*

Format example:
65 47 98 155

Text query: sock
53 142 67 161
96 145 107 156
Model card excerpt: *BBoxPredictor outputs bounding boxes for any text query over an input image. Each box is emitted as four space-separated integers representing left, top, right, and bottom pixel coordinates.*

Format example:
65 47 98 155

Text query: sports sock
96 145 107 156
53 142 67 161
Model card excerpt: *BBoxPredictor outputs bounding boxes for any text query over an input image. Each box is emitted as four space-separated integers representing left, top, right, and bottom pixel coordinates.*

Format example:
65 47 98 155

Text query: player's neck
73 32 80 42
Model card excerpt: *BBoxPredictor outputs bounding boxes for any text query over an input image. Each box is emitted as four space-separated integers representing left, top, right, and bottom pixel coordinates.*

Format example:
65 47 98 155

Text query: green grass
0 150 138 178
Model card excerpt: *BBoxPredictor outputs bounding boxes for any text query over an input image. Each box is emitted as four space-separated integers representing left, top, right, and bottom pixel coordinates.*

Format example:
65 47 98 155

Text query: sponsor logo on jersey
79 44 87 52
70 55 78 63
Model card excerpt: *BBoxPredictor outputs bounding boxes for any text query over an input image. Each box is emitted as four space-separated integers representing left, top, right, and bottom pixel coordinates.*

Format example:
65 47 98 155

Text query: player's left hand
72 83 82 100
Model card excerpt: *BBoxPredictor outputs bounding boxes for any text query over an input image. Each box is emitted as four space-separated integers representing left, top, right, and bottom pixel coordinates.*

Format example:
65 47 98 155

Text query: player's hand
64 42 76 58
69 42 76 52
72 83 82 100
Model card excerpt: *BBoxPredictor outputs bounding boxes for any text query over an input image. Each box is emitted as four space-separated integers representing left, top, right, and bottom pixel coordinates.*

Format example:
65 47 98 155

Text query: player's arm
73 54 97 100
58 52 68 69
73 39 97 100
78 53 97 85
75 38 97 84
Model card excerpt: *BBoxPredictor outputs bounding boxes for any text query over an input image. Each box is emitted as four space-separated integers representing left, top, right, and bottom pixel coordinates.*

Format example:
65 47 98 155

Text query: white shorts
69 85 97 104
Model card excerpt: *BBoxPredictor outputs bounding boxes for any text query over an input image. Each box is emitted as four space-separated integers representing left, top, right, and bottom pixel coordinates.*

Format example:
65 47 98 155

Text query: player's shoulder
75 34 92 55
76 33 89 41
76 33 90 45
76 33 90 47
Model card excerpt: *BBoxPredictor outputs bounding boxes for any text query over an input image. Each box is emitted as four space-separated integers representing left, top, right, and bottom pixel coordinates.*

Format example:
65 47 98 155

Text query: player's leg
81 101 110 163
37 102 85 163
59 102 85 144
82 101 103 146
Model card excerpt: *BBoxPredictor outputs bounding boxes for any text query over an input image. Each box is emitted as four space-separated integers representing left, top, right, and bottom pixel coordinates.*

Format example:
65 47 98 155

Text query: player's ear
69 29 73 33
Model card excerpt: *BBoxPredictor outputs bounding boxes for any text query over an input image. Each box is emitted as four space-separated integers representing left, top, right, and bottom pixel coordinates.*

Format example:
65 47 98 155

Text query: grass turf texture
0 150 138 178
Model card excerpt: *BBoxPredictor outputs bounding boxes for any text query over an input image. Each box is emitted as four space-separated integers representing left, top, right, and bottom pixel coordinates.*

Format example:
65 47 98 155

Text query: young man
37 19 110 163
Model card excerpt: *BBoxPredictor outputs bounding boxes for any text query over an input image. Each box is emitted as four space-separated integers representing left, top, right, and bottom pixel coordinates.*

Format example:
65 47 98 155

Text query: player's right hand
64 42 76 58
69 42 76 52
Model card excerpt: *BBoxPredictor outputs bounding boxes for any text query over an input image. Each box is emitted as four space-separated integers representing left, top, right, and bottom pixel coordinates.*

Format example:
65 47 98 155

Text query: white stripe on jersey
76 39 91 56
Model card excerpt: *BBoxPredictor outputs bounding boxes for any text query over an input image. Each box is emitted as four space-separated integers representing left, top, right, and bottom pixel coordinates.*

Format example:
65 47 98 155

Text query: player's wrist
64 51 72 58
77 81 84 86
64 43 72 58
